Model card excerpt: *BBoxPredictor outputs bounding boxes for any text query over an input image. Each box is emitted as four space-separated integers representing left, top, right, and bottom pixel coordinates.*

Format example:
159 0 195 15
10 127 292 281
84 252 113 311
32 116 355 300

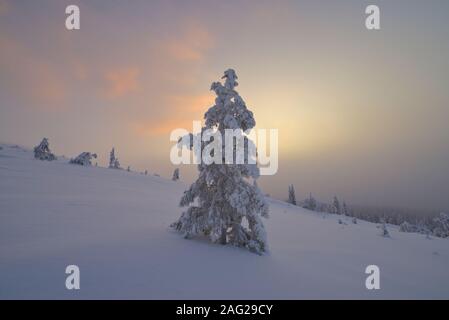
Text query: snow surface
0 143 448 299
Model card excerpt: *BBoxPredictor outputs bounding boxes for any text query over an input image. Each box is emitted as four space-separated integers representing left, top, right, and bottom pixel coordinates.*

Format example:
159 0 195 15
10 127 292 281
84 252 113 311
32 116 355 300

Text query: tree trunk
219 227 227 245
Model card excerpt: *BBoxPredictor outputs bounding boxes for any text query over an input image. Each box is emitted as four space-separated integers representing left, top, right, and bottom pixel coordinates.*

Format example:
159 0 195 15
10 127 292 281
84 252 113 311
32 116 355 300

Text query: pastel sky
1 0 449 211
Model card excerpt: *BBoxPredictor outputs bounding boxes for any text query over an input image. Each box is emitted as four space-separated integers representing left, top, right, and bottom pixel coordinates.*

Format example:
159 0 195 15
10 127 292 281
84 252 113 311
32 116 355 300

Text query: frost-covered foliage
399 221 415 233
352 217 357 224
144 170 148 175
342 202 348 216
109 148 121 169
127 166 131 172
432 212 449 238
171 69 269 254
33 138 57 161
172 168 180 181
69 152 97 166
332 196 341 215
303 193 317 211
380 222 390 237
287 185 297 205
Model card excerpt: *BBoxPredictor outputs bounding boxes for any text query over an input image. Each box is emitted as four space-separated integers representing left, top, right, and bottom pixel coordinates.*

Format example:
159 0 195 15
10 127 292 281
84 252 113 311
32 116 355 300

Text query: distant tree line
286 186 449 238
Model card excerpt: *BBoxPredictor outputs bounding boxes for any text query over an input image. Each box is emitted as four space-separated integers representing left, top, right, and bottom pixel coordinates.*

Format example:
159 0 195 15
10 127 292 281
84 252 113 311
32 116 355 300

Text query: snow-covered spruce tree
381 222 390 237
109 147 121 169
127 166 131 172
303 192 317 211
34 138 57 161
432 212 449 238
69 152 97 166
288 185 297 205
332 196 341 215
170 69 269 254
399 221 413 233
342 201 348 216
172 168 180 181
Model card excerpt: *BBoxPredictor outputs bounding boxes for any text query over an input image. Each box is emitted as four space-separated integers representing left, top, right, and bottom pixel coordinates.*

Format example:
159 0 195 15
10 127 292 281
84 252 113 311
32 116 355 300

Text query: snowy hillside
0 143 448 299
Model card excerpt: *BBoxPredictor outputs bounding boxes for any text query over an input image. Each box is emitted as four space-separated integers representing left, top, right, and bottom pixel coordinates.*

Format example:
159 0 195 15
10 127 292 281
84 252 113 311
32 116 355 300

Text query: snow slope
0 143 448 299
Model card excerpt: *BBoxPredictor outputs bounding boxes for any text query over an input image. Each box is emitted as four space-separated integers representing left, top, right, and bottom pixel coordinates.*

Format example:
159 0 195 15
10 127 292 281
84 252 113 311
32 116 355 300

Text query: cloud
0 0 9 15
169 94 215 113
1 9 215 125
162 21 214 62
72 62 88 81
128 20 216 136
0 33 67 109
133 93 215 136
102 67 140 99
29 64 67 106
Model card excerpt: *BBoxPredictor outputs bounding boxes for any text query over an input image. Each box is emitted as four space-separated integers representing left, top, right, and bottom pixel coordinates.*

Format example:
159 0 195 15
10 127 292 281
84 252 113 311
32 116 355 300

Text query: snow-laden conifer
287 185 297 205
381 222 390 237
172 168 180 181
432 212 449 238
333 196 341 215
303 192 317 211
109 148 121 169
34 138 57 161
171 69 269 254
69 152 97 166
399 221 413 232
342 201 349 216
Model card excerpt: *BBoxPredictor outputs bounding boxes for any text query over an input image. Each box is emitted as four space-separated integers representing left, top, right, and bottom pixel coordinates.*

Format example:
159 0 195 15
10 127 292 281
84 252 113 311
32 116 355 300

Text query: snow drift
0 143 448 299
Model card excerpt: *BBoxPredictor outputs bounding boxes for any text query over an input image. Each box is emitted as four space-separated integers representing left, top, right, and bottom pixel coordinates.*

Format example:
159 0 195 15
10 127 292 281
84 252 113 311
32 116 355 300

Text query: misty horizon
1 0 449 213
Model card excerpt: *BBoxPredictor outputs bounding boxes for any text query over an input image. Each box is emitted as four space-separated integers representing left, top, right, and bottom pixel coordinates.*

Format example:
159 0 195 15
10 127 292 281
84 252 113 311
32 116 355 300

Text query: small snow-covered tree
288 185 297 205
381 222 390 237
171 69 269 254
332 196 341 215
109 147 121 169
127 166 131 172
352 217 357 224
34 138 57 161
172 168 180 181
303 192 317 211
144 170 148 175
399 221 413 233
69 152 97 166
432 212 449 238
342 201 349 216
